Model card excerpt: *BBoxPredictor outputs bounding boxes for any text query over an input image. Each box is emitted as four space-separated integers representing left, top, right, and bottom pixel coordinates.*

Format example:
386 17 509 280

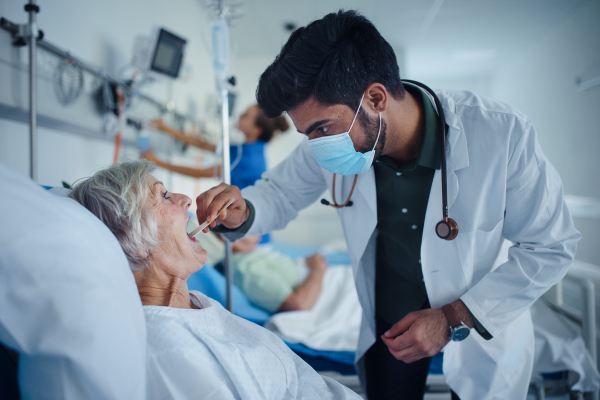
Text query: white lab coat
228 85 580 399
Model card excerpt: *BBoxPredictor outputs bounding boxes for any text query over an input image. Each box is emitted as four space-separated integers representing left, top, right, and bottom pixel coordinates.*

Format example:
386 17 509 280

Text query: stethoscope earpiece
436 218 459 241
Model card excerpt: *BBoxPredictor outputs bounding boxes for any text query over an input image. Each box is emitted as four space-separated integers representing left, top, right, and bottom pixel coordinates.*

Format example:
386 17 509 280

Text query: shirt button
412 224 418 230
402 208 408 213
396 172 402 176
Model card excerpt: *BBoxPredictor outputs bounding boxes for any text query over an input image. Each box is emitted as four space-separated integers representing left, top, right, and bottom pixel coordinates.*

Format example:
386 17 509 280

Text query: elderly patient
70 160 359 400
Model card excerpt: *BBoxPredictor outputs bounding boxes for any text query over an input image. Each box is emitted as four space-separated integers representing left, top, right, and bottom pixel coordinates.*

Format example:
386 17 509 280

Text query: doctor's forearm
450 300 474 329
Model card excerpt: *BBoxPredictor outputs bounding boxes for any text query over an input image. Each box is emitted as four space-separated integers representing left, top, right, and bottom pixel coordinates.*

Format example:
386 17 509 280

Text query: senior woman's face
145 175 207 274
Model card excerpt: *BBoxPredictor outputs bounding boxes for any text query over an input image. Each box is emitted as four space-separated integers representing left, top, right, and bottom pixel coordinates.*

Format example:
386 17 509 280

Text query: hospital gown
144 290 360 400
232 248 308 313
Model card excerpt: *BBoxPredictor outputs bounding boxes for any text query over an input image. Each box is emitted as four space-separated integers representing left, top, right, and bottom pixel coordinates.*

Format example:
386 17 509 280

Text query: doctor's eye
319 126 329 134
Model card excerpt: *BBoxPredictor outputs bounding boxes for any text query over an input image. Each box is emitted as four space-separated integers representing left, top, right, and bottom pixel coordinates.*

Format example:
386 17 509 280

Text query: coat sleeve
460 119 581 337
221 138 328 242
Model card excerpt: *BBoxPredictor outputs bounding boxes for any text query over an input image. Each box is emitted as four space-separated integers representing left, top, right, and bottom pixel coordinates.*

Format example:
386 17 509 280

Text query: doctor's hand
381 301 475 363
381 308 451 364
195 183 248 232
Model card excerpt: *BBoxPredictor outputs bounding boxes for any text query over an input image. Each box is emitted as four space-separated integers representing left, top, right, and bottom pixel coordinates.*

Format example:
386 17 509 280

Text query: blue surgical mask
308 93 381 175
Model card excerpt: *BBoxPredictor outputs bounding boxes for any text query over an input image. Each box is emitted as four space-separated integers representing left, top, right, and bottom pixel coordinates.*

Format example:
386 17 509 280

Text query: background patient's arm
279 254 327 312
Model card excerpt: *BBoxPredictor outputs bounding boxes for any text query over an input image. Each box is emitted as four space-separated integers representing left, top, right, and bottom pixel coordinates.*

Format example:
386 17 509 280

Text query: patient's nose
174 193 192 210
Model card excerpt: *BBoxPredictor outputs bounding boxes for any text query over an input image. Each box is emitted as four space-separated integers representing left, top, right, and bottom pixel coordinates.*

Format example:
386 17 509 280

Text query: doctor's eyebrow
297 119 330 135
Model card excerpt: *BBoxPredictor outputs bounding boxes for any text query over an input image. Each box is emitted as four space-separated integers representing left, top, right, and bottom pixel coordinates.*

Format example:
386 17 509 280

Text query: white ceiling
224 0 591 79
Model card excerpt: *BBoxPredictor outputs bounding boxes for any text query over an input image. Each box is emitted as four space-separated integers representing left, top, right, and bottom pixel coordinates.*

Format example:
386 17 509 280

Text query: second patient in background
143 104 288 185
230 235 329 313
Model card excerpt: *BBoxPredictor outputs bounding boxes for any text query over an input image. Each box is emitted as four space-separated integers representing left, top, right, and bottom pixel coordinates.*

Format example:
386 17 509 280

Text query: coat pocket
456 217 506 286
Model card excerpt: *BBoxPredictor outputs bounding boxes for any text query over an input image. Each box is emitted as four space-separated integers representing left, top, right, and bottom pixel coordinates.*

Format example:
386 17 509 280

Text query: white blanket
531 300 600 392
144 291 360 400
265 266 362 352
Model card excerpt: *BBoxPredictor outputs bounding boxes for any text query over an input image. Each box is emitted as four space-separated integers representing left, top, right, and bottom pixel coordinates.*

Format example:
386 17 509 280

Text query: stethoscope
320 80 459 241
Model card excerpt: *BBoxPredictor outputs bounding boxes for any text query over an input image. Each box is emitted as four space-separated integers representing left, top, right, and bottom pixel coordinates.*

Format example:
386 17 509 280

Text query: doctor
195 10 580 400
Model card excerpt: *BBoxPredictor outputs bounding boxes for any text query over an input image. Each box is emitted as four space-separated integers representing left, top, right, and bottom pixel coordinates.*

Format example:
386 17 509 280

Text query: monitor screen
150 29 187 78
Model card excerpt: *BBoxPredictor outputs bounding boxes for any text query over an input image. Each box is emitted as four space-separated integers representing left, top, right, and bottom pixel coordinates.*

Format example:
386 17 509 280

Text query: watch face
451 326 470 342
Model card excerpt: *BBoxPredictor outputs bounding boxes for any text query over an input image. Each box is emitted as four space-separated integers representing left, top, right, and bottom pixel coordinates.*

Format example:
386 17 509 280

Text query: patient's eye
163 191 171 201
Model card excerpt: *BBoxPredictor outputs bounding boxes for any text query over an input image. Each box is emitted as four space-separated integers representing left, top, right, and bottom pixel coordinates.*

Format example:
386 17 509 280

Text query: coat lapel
421 93 472 307
332 169 377 267
353 169 377 218
444 107 469 210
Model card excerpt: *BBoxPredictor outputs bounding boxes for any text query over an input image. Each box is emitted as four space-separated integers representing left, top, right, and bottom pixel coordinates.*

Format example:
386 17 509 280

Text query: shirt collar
376 83 442 172
405 84 442 170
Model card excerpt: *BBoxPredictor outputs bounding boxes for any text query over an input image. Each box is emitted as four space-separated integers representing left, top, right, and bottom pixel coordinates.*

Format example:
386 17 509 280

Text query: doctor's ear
365 83 388 113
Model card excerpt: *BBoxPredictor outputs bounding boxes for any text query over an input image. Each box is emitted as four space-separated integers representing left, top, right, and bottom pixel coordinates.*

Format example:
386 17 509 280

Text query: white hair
69 160 159 271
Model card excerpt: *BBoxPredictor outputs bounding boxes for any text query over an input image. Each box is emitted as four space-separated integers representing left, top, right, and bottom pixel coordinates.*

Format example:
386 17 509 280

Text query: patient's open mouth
186 215 197 242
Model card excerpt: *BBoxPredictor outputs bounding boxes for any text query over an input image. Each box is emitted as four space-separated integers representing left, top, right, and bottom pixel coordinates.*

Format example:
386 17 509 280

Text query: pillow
0 164 146 399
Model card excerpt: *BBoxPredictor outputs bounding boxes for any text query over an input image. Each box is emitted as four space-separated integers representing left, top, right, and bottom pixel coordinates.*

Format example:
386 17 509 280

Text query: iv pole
211 1 234 312
25 0 39 182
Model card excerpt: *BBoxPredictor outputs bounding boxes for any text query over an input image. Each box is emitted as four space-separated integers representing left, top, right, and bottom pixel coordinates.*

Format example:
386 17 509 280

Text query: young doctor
195 10 580 400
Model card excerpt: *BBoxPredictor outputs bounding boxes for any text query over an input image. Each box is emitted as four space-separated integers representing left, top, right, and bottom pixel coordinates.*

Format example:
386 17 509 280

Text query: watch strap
441 304 460 328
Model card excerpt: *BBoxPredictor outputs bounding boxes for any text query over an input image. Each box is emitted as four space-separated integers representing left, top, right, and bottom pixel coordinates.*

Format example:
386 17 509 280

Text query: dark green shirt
373 84 441 326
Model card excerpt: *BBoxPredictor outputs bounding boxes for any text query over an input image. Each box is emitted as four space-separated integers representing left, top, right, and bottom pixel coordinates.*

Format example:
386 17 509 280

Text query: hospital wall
0 0 220 197
0 0 346 250
2 1 598 259
491 0 600 266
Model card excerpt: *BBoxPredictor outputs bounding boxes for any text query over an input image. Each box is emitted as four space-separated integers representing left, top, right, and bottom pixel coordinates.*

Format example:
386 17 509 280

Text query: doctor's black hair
256 10 405 118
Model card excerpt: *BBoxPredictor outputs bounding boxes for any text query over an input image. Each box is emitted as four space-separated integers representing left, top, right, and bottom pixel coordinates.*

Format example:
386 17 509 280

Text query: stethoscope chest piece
436 218 459 241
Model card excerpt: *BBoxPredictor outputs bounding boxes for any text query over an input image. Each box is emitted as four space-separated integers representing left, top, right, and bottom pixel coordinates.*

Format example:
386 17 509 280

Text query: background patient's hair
69 160 159 271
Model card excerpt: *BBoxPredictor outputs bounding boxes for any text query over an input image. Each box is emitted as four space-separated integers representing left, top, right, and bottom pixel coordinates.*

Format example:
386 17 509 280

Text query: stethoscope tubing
322 80 457 240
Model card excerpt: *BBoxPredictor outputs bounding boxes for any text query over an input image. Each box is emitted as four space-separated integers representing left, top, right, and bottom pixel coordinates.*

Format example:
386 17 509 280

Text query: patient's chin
191 243 208 266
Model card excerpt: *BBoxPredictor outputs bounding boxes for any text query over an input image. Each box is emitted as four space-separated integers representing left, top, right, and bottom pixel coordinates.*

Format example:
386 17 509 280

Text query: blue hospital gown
230 142 270 244
144 291 360 400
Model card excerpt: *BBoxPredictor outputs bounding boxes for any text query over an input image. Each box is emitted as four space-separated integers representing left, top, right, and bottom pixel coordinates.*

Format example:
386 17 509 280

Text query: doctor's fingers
196 183 226 221
384 312 419 339
390 347 429 364
381 330 415 353
197 184 242 222
384 334 435 361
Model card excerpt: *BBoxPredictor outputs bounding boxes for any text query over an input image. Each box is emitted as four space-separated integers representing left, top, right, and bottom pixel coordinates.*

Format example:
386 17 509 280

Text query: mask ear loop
370 112 382 152
347 92 366 133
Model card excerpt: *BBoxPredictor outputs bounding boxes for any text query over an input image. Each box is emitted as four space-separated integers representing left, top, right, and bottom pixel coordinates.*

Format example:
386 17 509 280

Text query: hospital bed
187 242 600 399
2 180 596 398
535 260 600 400
186 241 447 395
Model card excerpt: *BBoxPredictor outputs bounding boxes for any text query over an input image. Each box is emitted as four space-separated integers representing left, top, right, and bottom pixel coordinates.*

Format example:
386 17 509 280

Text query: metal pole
210 1 235 313
220 87 234 312
562 274 599 400
577 278 598 400
27 0 38 182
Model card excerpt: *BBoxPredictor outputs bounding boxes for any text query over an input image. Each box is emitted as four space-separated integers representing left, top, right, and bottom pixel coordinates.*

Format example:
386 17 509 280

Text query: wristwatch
441 304 470 342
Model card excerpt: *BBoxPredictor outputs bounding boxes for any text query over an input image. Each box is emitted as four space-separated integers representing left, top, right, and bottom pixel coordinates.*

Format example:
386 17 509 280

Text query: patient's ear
135 248 151 261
